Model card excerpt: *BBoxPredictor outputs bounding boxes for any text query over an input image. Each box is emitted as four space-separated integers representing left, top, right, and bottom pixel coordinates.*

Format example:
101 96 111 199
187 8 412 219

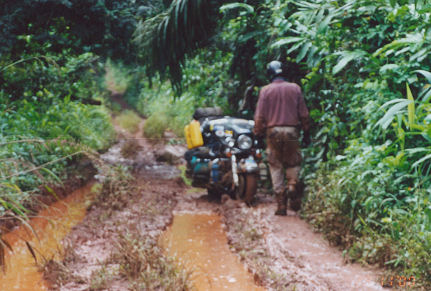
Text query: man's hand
302 131 311 147
254 117 266 138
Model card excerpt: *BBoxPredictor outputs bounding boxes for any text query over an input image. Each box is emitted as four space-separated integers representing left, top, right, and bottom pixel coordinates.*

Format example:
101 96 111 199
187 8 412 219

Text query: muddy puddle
139 164 180 180
0 182 95 291
161 213 265 291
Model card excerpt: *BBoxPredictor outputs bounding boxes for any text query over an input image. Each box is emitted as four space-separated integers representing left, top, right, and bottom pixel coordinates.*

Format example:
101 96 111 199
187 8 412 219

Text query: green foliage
140 82 194 138
143 113 170 139
180 50 234 112
0 52 106 106
0 0 166 61
116 110 141 134
220 3 255 14
104 60 133 94
121 50 231 138
134 0 222 92
0 98 115 215
303 144 431 285
0 50 115 220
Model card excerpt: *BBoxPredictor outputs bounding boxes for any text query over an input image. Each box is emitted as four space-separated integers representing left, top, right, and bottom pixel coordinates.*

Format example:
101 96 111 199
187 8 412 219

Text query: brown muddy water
161 213 265 291
0 182 95 291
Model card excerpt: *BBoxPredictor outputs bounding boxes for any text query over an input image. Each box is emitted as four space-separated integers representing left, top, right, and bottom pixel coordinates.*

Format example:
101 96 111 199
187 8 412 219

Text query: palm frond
134 0 223 93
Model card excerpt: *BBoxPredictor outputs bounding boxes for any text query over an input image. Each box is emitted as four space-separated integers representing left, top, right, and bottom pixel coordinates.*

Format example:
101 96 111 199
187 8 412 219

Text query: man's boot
287 184 302 211
274 190 287 216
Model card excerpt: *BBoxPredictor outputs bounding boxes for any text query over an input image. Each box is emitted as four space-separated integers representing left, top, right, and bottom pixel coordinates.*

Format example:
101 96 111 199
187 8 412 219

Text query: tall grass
303 150 431 287
114 233 191 290
138 82 195 138
116 110 141 134
0 100 114 215
0 53 115 225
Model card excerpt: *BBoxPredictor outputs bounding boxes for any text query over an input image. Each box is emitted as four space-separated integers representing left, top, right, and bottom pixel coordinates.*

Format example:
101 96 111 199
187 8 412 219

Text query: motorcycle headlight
237 135 252 150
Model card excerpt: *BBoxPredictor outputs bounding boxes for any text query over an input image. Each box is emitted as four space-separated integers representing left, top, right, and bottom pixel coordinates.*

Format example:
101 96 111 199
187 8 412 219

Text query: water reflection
0 183 94 291
161 213 265 291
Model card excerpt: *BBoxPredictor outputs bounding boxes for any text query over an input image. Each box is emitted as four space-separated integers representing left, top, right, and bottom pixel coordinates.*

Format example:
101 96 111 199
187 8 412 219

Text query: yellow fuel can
184 125 193 149
185 120 203 149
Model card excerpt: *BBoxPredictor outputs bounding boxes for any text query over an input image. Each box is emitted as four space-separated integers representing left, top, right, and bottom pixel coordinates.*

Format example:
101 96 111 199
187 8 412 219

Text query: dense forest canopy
0 0 430 287
0 0 168 59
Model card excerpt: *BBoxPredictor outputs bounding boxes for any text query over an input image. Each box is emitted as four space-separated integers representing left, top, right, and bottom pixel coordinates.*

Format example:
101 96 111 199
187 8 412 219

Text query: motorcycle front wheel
236 173 258 205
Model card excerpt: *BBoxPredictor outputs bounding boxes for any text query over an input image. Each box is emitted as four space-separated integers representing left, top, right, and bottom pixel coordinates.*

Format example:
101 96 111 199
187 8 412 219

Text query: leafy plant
134 0 221 92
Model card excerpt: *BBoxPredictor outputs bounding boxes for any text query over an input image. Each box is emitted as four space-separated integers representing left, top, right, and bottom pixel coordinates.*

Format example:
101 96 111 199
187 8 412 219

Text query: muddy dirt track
40 118 388 291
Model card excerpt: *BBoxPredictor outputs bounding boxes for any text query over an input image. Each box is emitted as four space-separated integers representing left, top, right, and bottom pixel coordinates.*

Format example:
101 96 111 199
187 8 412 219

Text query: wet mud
40 118 188 290
0 182 94 291
36 116 389 291
161 213 265 291
221 194 386 290
138 164 181 180
46 177 181 291
267 211 383 290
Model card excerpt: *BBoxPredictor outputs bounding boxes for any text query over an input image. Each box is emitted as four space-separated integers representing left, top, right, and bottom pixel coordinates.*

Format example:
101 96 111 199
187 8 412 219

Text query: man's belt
268 125 298 134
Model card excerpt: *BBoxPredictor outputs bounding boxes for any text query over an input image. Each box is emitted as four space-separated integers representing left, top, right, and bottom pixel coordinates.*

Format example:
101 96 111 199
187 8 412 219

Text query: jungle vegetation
0 0 162 230
1 0 430 287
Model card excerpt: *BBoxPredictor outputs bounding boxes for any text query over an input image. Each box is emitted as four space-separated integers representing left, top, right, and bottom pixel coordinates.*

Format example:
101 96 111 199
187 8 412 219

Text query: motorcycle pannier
193 107 223 121
184 120 203 149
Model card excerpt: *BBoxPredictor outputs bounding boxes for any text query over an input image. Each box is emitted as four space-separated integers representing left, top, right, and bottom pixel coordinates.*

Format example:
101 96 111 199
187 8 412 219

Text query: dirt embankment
0 158 96 237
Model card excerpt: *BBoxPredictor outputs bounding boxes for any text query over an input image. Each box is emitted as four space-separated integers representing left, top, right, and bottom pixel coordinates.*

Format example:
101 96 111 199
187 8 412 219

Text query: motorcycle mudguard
238 156 259 173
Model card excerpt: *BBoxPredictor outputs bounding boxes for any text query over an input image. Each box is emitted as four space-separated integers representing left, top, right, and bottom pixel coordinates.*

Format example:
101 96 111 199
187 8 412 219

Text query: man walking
254 61 311 215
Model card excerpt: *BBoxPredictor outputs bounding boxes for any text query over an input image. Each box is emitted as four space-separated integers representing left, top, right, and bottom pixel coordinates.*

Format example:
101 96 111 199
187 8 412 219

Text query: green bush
138 82 194 138
143 112 169 139
303 150 431 285
126 51 232 139
116 110 141 134
0 98 115 215
0 52 115 219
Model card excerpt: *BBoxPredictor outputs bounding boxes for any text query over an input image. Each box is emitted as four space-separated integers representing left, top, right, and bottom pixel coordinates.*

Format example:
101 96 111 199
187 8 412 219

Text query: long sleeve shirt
254 78 310 136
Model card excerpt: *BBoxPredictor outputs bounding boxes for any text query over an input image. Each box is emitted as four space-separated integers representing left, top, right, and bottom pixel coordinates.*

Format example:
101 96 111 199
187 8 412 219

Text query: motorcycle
184 107 264 204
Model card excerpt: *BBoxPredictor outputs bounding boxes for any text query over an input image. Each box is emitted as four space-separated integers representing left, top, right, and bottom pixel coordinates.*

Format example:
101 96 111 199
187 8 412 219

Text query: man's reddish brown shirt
254 79 310 136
